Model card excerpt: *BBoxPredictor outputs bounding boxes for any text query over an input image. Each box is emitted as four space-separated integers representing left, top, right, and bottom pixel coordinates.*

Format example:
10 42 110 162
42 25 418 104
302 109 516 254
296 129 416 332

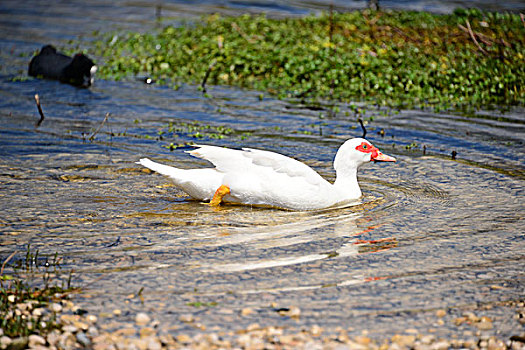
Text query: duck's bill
372 151 396 162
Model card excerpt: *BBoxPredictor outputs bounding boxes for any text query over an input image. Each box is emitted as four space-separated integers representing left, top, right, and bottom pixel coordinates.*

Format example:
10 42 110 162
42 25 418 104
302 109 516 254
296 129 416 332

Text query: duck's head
334 138 396 172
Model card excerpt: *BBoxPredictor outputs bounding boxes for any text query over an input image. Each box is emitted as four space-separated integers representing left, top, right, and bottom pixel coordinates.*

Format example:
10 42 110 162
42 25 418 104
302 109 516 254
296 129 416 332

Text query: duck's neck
333 166 361 200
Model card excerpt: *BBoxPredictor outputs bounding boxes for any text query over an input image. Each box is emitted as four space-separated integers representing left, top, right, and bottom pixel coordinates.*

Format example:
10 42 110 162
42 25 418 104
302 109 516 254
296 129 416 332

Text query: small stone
435 309 446 318
310 325 323 337
487 337 506 350
16 303 28 311
114 328 136 337
28 334 46 347
246 323 260 332
113 309 122 316
420 335 435 344
46 331 60 347
146 337 162 350
454 317 467 326
159 334 176 346
58 332 76 350
139 327 156 338
60 314 78 324
76 332 91 347
278 306 301 319
194 322 206 331
476 321 493 330
74 321 89 330
393 334 416 347
132 338 148 350
86 314 98 324
87 326 99 337
6 337 28 350
430 340 450 350
49 303 62 313
464 312 479 323
62 325 78 333
0 336 12 348
241 307 254 316
176 334 191 343
345 340 368 350
354 336 371 346
32 308 44 317
135 312 151 326
178 314 194 323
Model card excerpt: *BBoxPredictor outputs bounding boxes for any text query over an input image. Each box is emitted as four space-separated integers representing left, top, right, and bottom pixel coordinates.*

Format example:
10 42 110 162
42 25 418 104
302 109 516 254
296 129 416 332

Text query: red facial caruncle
356 142 396 162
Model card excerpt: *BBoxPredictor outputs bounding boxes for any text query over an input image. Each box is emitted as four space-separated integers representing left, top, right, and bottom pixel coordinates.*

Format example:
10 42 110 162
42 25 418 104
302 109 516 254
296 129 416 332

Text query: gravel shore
1 298 524 350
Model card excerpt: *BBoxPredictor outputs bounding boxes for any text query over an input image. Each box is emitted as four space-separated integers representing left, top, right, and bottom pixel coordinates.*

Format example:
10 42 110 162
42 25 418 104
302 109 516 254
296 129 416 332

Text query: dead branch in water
358 118 367 138
1 251 17 276
201 59 217 94
88 112 110 141
34 94 45 127
465 20 489 56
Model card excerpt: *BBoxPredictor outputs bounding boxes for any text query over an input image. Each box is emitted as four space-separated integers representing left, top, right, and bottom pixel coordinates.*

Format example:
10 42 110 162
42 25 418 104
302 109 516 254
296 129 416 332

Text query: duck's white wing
187 145 327 186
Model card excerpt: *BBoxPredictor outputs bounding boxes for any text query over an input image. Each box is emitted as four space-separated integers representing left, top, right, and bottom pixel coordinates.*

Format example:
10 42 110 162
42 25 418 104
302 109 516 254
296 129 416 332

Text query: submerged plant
89 9 524 111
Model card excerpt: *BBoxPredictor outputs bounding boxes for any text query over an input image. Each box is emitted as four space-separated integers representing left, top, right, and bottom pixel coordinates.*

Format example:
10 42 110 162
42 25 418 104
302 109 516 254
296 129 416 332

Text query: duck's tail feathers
136 158 182 177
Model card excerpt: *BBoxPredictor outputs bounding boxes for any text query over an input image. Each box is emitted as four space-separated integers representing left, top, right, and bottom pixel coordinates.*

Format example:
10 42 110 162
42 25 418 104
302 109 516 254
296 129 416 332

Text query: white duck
137 138 395 211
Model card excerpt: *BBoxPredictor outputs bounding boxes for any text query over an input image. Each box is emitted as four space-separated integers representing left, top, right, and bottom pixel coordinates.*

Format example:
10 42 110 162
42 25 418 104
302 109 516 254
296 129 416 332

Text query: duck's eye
362 144 368 149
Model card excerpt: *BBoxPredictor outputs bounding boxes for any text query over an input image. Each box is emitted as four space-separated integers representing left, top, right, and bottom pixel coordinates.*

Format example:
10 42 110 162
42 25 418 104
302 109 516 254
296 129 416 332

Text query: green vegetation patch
1 247 78 339
92 9 524 110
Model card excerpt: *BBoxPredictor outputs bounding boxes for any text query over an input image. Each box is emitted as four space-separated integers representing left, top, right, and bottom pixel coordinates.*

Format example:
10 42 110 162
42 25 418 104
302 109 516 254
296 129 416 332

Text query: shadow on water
0 0 524 341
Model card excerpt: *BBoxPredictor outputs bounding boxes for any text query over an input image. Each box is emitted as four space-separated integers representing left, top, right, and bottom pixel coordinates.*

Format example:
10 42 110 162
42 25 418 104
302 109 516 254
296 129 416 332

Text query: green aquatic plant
90 9 524 110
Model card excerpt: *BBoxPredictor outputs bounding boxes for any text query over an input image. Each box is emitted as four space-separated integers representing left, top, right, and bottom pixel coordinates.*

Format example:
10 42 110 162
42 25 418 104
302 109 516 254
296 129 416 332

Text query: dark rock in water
28 45 97 87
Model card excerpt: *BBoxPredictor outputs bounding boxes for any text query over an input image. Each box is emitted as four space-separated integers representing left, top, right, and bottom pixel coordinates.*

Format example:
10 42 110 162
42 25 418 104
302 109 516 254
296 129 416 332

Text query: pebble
435 309 446 318
62 325 78 333
135 312 151 326
430 340 450 350
476 321 493 330
5 337 28 350
0 336 12 348
392 334 416 347
86 314 98 324
140 327 156 338
176 334 192 343
311 325 323 337
146 337 162 350
241 307 255 316
179 314 194 323
28 334 46 347
76 332 91 347
49 303 62 313
32 308 44 317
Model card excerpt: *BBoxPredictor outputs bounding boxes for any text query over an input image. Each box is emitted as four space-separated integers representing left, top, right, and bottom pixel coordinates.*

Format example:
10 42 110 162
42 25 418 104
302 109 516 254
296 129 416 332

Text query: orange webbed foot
209 185 230 206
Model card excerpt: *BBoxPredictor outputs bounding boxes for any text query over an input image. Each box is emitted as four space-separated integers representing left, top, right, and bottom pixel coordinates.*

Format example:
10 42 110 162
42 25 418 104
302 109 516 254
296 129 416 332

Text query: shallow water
0 0 524 341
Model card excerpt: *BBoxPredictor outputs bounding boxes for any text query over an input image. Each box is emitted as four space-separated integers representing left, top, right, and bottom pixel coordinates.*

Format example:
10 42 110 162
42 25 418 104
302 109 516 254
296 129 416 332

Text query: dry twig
201 59 217 94
465 20 489 56
1 251 16 276
88 112 110 141
34 94 45 127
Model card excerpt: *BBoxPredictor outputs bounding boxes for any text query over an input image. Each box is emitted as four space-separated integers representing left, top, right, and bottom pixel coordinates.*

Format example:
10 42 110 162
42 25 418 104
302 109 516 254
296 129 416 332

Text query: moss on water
91 9 524 110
